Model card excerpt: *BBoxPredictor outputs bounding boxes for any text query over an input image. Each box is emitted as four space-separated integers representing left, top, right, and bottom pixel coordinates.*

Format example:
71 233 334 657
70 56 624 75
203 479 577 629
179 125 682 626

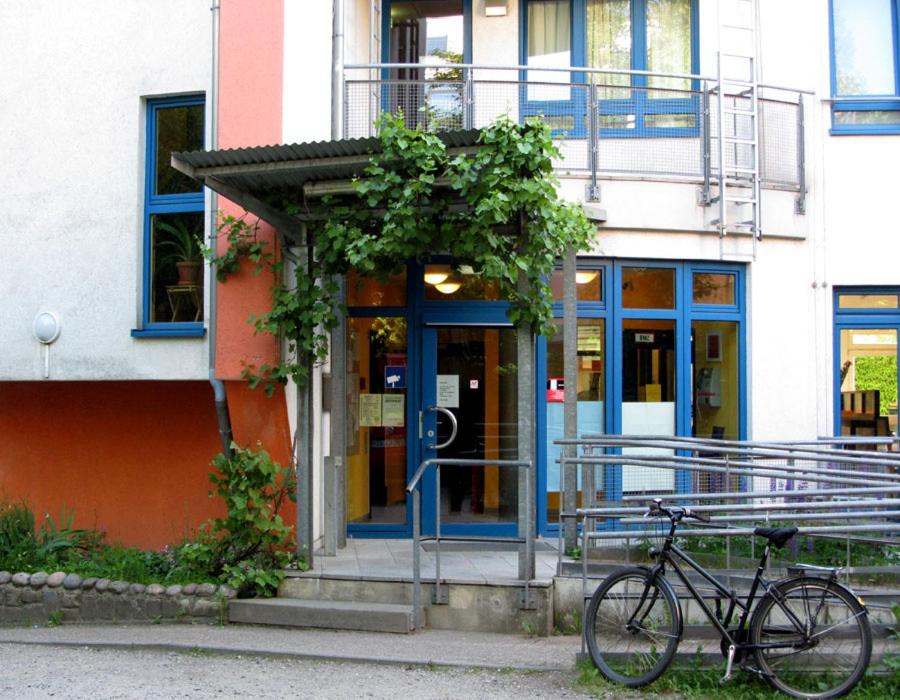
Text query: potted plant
156 219 204 285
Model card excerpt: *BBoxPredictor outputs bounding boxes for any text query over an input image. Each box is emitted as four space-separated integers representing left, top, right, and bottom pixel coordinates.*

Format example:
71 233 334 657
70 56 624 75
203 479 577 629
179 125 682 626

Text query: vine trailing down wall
209 115 594 393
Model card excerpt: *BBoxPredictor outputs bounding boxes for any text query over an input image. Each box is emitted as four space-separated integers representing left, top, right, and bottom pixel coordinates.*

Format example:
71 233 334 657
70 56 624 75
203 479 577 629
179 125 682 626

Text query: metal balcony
343 63 806 202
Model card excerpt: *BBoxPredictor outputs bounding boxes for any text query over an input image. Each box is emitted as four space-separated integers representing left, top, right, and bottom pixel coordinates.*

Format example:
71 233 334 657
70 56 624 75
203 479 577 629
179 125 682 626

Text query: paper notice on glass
436 375 459 408
381 395 405 427
359 394 382 427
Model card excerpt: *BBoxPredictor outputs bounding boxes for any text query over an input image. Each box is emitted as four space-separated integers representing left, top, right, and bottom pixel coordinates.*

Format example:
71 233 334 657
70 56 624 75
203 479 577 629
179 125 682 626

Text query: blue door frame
348 259 747 540
832 287 900 436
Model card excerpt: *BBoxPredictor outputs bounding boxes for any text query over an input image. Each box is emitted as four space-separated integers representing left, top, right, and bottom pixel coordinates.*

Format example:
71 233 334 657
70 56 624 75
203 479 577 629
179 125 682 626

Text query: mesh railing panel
345 71 803 190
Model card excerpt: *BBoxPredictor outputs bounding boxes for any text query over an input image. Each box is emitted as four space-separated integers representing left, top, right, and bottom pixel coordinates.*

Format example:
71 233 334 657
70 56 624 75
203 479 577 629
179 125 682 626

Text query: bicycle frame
645 517 822 654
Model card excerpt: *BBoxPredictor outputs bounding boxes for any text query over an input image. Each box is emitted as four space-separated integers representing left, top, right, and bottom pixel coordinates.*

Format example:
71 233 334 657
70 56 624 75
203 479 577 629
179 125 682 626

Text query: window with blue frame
830 0 900 133
137 95 205 335
538 260 745 534
523 0 699 137
833 288 900 439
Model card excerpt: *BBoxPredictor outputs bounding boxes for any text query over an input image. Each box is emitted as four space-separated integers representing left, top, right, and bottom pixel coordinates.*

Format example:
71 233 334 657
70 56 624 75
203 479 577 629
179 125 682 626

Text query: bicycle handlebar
645 498 711 524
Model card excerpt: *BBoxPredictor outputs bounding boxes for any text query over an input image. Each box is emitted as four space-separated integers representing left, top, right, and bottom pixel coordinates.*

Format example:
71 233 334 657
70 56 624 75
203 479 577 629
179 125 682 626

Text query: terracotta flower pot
175 261 202 286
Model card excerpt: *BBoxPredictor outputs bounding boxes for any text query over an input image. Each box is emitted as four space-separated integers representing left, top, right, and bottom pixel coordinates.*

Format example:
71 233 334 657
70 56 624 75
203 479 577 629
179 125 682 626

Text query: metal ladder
710 0 761 260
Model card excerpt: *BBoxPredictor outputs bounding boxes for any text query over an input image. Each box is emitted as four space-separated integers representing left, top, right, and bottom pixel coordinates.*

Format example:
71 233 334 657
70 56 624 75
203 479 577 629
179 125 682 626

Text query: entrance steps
228 597 417 634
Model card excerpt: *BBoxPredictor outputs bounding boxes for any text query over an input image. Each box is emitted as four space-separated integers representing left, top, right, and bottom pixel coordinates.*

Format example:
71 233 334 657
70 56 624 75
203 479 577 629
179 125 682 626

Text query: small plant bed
0 441 305 605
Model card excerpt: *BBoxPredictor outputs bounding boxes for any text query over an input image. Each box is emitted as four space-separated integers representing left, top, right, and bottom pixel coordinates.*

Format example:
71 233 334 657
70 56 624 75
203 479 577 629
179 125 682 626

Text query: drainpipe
208 0 233 457
332 0 344 140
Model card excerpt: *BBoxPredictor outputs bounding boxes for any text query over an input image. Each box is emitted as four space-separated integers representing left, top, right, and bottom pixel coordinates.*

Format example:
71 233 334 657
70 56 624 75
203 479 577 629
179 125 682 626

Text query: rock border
0 570 235 626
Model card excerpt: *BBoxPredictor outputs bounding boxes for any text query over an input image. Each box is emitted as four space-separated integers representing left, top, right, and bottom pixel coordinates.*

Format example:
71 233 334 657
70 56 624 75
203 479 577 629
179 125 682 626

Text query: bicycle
584 499 872 699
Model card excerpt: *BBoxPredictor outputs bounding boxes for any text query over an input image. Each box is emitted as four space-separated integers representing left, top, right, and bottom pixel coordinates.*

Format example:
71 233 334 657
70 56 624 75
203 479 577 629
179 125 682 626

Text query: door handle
427 405 458 450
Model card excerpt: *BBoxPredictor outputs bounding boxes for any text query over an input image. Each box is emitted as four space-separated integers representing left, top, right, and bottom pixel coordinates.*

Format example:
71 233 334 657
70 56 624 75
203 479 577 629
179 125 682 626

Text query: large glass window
138 96 205 334
524 0 698 135
831 0 900 131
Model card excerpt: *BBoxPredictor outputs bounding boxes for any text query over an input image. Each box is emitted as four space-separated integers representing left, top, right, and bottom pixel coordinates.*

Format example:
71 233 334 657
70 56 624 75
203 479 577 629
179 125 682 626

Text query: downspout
209 0 233 457
332 0 344 140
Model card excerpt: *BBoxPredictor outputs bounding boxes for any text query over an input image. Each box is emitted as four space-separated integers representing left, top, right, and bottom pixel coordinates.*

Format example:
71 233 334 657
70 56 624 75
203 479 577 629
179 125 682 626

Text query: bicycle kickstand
720 645 736 685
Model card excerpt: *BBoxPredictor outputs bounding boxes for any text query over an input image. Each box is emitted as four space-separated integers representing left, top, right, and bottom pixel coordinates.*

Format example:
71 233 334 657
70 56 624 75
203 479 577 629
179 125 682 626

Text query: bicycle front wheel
750 577 871 699
584 566 681 687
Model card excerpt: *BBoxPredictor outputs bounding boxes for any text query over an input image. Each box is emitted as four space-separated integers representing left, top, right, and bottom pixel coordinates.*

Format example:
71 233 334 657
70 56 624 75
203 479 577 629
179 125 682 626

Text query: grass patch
575 659 900 699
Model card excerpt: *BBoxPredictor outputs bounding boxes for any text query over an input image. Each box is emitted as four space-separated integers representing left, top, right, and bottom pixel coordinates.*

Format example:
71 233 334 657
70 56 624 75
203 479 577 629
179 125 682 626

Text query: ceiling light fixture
575 271 599 285
435 281 462 294
424 271 450 285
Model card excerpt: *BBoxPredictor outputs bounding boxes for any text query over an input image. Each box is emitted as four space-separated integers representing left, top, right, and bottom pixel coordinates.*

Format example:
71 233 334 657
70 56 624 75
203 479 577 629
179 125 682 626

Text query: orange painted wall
0 381 224 550
216 0 285 382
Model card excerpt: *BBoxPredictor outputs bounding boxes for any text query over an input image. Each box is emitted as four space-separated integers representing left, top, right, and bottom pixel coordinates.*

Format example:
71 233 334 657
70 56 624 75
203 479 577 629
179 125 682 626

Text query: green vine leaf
210 114 593 389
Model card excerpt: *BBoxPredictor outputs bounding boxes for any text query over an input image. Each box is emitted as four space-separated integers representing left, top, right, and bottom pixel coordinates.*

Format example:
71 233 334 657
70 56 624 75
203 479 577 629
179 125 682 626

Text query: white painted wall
0 0 212 381
283 0 333 143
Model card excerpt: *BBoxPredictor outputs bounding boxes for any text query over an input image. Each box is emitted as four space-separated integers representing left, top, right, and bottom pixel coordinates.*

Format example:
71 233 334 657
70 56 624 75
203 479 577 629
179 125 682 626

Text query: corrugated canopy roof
171 131 483 244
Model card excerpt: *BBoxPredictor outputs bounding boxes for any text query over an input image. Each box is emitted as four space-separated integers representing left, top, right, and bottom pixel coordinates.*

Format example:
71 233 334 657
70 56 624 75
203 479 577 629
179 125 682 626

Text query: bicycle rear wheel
584 566 681 687
750 577 871 699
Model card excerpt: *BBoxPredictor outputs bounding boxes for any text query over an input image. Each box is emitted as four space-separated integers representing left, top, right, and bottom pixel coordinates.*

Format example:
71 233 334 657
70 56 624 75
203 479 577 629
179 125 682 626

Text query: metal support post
795 96 807 214
563 248 578 553
700 81 712 205
330 274 348 550
464 66 474 130
517 271 536 589
585 81 601 201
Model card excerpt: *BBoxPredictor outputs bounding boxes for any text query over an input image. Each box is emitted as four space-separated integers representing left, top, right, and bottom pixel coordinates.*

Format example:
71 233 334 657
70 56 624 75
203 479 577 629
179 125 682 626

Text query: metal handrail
406 457 533 629
345 62 814 95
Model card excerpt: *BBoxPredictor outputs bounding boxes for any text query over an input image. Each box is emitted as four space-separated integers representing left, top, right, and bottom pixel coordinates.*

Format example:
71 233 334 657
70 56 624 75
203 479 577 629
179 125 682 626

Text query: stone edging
0 570 236 626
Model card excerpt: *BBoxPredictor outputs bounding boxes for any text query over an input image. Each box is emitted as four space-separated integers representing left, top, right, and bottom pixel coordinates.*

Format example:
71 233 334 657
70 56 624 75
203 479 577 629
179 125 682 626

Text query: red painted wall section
216 0 284 382
0 382 224 550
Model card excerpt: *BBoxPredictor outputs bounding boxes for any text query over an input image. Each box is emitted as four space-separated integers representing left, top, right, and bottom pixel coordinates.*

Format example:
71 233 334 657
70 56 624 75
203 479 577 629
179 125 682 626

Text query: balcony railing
344 63 806 195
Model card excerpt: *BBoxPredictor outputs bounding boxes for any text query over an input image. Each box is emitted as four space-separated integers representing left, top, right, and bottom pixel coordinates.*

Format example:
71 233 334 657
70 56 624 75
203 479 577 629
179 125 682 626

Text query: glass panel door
421 326 519 534
620 319 676 495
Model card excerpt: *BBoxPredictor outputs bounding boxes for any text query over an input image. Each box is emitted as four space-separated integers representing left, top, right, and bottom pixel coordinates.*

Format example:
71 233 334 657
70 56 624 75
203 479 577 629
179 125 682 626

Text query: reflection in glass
346 270 407 307
150 212 205 323
587 0 632 99
347 317 409 524
833 0 896 96
839 328 898 440
693 273 735 305
646 0 692 91
622 267 675 309
545 319 605 521
423 264 501 300
838 294 899 310
155 105 204 196
436 327 518 523
550 269 603 302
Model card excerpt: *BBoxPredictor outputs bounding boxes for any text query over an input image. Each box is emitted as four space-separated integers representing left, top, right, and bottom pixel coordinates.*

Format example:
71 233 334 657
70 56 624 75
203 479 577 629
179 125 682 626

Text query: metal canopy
171 130 483 243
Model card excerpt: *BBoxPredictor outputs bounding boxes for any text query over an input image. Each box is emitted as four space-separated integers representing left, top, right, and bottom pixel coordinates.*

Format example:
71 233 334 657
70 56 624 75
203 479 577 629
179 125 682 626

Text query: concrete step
229 598 417 634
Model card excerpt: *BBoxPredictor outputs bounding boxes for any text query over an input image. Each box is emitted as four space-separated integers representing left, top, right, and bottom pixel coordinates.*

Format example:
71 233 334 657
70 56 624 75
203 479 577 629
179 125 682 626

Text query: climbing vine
209 114 593 393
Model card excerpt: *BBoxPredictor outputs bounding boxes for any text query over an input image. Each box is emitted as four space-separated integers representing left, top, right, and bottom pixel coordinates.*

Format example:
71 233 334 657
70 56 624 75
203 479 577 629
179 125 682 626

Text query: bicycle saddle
753 526 798 547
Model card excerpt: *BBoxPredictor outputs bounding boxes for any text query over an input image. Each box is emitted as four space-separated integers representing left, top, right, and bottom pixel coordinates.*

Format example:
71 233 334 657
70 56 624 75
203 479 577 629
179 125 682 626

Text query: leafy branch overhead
209 115 594 393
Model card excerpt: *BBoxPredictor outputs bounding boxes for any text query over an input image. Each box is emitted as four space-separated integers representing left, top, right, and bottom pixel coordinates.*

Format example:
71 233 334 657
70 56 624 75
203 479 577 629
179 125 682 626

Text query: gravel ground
0 644 624 699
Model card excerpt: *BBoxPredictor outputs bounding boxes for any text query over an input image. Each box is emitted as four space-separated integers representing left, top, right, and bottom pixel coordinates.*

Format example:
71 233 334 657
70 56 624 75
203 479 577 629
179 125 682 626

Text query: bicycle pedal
720 645 736 684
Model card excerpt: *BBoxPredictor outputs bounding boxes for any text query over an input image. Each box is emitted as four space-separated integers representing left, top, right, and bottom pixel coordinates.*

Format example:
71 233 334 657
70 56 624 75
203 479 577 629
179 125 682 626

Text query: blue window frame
132 95 206 338
521 0 700 138
829 0 900 134
536 260 746 535
832 287 900 438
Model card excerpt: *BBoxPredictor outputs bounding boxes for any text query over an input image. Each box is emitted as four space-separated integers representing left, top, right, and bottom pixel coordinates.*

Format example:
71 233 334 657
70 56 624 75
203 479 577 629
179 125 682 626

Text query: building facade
1 0 898 550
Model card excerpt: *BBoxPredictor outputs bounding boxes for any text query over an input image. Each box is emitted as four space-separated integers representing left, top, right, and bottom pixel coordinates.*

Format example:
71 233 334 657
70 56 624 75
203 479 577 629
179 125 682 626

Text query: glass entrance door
420 326 519 535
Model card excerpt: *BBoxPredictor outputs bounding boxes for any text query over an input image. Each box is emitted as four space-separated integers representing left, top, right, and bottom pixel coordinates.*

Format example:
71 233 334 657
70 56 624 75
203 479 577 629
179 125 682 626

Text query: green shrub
855 355 898 416
195 442 300 597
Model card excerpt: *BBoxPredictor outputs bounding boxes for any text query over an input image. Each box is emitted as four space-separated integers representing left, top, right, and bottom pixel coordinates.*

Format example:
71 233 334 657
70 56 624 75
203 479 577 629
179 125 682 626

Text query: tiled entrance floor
298 538 562 583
